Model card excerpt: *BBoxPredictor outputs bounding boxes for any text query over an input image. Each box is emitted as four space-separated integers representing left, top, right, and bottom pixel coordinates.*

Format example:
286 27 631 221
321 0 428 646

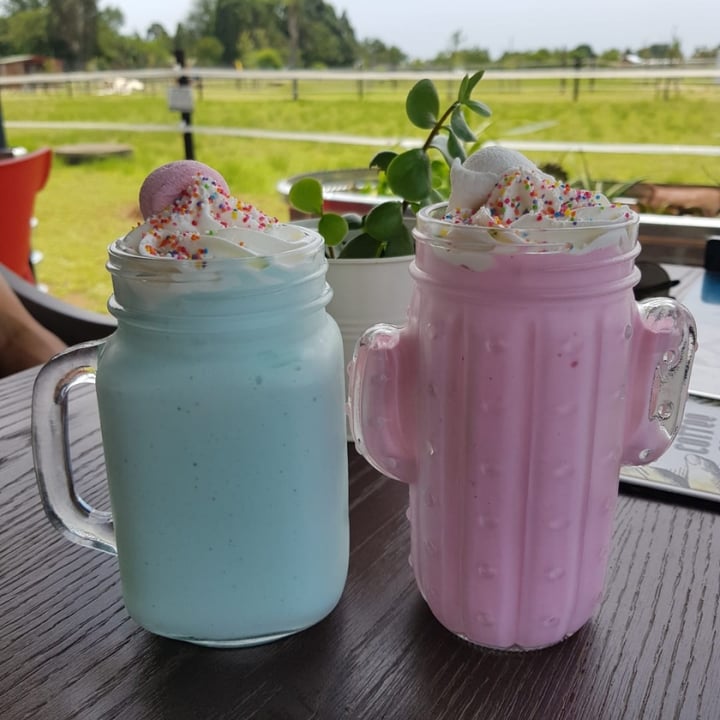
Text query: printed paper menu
621 395 720 501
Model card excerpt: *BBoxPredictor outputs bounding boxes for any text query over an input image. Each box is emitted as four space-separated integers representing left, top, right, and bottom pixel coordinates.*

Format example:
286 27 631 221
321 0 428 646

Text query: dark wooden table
2 269 719 720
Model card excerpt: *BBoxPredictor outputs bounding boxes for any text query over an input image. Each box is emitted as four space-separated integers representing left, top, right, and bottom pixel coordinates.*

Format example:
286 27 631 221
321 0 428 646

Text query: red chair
0 148 52 283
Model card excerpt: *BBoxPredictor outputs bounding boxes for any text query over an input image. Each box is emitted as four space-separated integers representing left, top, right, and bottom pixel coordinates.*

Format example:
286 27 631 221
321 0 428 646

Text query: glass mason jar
349 203 697 650
33 227 349 647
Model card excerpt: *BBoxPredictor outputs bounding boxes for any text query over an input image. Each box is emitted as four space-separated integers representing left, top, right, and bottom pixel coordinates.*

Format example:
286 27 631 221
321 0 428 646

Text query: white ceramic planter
290 217 415 437
326 254 414 375
290 218 415 368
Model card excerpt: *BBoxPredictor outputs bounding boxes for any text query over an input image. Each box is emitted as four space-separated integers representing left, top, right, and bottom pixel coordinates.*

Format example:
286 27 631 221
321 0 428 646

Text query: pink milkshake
348 149 697 650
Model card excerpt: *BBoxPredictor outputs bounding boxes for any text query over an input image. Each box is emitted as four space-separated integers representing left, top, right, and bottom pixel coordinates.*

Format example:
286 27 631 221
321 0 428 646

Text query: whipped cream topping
447 146 536 211
417 148 639 269
445 147 634 232
119 173 313 260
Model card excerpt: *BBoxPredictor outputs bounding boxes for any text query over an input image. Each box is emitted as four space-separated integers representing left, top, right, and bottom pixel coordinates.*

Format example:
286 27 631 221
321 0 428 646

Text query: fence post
573 56 582 101
173 49 195 161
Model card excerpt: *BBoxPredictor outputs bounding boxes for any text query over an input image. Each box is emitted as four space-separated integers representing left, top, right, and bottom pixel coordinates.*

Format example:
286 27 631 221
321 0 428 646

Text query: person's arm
0 272 66 377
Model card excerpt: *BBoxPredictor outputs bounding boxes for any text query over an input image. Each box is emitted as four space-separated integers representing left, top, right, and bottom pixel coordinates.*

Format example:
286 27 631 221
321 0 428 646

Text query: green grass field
4 76 719 313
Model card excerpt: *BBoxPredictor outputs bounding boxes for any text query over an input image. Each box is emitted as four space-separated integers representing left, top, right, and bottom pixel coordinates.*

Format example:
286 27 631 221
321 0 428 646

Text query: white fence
1 65 719 89
3 66 718 183
5 120 720 160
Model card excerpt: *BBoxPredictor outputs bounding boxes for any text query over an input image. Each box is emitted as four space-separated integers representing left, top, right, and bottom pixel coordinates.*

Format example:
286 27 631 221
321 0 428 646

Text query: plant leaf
446 129 466 162
602 178 644 200
386 148 432 202
318 213 349 247
463 70 485 99
338 232 384 259
428 134 453 166
406 78 440 130
365 201 405 240
288 177 324 216
384 224 414 257
463 98 492 118
369 151 397 171
430 158 451 192
457 74 470 103
450 106 477 142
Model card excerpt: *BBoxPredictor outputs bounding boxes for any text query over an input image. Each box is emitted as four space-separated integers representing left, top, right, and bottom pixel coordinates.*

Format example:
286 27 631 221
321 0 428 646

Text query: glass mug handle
31 340 116 555
623 298 697 465
348 323 416 482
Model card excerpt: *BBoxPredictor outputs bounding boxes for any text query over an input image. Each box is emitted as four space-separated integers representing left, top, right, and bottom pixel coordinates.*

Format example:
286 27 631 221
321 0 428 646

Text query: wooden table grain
1 269 719 720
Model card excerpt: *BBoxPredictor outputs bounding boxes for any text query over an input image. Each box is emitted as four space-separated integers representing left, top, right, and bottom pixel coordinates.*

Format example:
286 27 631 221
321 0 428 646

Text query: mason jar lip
416 201 640 237
108 221 325 266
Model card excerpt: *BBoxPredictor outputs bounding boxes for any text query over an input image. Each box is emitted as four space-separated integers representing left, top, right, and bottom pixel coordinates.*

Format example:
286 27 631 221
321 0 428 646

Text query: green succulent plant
288 70 492 259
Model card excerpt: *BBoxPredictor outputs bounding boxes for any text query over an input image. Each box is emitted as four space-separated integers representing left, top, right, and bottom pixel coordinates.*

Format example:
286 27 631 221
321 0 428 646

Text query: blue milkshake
35 163 349 646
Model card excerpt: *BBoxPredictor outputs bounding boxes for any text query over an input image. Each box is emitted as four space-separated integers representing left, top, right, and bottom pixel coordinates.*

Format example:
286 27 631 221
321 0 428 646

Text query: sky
106 0 720 61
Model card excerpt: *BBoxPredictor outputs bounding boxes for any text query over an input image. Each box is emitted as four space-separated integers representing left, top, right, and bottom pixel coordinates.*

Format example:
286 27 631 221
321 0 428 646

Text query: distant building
0 54 63 76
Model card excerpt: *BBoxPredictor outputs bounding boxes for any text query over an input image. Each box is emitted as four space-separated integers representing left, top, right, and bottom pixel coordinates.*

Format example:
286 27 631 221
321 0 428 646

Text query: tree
286 0 299 68
185 0 216 40
194 35 223 65
598 48 622 65
174 22 191 54
0 6 50 55
358 38 407 69
185 0 358 69
692 45 720 60
637 42 683 61
210 0 284 66
294 1 356 68
94 5 172 69
668 36 683 63
462 47 491 68
100 4 123 33
47 0 98 70
146 23 169 43
571 44 596 61
1 0 44 11
245 47 283 69
0 0 368 70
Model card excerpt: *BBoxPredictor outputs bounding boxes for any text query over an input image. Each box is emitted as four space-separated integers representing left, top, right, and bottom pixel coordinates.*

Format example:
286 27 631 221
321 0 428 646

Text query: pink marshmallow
138 160 230 219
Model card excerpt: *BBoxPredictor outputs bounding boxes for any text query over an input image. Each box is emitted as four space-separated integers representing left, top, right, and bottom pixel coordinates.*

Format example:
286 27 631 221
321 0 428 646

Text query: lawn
4 75 719 313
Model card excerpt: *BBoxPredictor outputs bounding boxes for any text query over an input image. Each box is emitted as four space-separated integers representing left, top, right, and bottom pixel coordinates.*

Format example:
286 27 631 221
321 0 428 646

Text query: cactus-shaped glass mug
32 228 349 647
348 203 696 650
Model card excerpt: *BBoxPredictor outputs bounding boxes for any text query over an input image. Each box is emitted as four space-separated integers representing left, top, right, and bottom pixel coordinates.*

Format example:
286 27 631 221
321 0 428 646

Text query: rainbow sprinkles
133 173 277 260
444 168 634 230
